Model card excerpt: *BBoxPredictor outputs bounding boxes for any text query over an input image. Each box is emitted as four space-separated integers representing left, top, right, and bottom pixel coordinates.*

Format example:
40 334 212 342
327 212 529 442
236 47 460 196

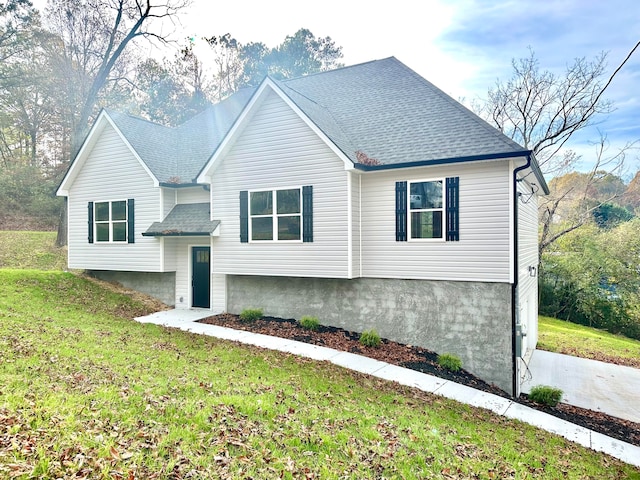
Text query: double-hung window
88 199 135 243
409 179 443 239
250 188 301 241
240 186 313 243
396 177 459 242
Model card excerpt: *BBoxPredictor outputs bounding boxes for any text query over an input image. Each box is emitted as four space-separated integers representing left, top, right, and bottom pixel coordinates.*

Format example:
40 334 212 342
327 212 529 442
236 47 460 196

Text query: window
240 186 313 243
250 188 301 241
88 199 134 243
396 178 459 242
409 180 443 239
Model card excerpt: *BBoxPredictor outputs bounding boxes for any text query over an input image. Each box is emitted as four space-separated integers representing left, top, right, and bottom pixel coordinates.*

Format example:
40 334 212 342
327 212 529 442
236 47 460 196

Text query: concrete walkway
135 309 640 468
522 349 640 424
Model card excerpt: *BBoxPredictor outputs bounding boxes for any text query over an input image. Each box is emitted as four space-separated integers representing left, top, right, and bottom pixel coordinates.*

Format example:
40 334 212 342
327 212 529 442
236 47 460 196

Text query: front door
191 247 210 308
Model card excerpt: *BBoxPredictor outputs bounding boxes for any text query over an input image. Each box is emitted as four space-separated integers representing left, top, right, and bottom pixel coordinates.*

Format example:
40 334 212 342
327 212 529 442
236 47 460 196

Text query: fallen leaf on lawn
110 446 121 460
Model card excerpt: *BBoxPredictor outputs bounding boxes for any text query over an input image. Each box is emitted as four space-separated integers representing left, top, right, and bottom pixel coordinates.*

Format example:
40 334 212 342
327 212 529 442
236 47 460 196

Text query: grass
437 353 463 372
1 270 639 478
359 329 381 347
299 315 321 331
239 307 264 322
528 385 564 407
538 315 640 367
0 231 66 271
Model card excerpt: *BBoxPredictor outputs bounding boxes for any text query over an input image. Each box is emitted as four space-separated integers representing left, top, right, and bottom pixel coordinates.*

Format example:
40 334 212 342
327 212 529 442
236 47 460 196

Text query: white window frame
408 178 445 241
249 187 303 243
94 200 128 243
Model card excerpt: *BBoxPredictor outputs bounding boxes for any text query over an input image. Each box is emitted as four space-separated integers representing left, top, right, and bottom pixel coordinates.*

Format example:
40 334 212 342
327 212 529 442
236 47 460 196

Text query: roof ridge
105 108 177 131
281 56 397 83
278 81 358 161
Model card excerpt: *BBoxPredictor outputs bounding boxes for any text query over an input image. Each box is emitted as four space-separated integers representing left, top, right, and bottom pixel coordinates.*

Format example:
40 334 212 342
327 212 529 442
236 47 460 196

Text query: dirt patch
199 313 640 447
0 215 57 231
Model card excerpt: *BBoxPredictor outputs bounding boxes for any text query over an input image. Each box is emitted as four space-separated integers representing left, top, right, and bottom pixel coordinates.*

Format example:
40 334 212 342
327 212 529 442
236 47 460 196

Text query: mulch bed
198 313 640 447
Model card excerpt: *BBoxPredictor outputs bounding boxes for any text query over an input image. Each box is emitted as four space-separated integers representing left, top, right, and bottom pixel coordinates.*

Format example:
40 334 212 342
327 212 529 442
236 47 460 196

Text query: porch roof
142 203 220 237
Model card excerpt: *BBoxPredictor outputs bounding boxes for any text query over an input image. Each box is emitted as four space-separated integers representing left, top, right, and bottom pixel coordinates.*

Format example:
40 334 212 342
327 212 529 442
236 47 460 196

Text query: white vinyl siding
161 187 208 218
351 171 361 278
170 239 211 308
211 90 349 278
67 123 162 271
361 160 513 282
163 237 179 272
211 273 226 312
161 188 176 217
517 177 540 353
177 186 209 204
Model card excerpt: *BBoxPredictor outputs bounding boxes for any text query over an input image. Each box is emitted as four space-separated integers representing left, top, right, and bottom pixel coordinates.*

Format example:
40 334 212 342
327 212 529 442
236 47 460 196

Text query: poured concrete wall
228 275 514 394
89 270 175 306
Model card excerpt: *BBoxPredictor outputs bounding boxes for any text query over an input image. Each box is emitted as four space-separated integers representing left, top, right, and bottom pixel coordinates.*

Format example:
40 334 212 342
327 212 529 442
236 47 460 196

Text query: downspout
511 153 532 397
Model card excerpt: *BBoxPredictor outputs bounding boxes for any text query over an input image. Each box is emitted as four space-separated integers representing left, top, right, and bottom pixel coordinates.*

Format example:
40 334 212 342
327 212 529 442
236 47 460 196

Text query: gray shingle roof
142 203 219 236
279 57 527 165
106 57 531 182
107 87 255 185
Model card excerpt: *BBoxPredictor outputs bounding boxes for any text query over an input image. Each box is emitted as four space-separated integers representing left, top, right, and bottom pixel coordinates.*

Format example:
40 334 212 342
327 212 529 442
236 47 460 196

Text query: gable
57 111 158 196
70 122 157 195
197 79 355 183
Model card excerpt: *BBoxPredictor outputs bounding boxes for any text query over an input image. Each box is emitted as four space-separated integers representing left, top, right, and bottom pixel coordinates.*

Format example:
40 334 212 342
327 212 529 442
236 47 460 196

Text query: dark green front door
192 247 210 308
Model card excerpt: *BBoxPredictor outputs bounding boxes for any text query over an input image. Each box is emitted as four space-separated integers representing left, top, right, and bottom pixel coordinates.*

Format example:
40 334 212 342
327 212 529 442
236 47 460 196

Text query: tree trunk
55 197 67 247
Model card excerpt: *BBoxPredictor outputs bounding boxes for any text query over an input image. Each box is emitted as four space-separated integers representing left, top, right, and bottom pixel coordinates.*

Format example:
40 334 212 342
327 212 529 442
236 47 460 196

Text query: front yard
1 269 639 478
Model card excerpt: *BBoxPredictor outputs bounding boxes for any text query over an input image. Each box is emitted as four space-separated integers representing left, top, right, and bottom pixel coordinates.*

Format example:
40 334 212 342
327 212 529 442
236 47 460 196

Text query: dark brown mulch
198 313 640 447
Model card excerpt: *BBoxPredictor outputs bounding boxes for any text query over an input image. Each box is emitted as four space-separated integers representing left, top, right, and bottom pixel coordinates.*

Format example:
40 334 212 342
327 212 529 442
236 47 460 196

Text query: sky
175 0 640 176
33 0 640 176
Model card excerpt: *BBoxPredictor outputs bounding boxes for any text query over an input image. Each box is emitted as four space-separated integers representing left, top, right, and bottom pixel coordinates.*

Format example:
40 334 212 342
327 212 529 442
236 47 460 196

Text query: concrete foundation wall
89 270 175 306
228 275 514 394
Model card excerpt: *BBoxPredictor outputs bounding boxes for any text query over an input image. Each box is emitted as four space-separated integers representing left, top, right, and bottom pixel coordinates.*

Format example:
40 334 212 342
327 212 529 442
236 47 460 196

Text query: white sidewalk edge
134 311 640 468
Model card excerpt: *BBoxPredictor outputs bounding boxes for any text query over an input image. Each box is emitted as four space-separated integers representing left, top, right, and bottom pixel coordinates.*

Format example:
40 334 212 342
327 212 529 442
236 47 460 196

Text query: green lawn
1 269 639 479
538 315 640 368
0 231 66 270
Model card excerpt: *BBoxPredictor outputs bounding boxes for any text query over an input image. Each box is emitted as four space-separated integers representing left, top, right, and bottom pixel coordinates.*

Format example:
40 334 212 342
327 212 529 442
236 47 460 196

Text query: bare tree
45 0 189 154
42 0 189 245
206 33 243 102
0 0 37 64
475 42 640 253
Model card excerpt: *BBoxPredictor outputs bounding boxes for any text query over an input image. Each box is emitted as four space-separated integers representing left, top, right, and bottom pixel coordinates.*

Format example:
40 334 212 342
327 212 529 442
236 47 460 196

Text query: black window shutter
127 198 135 243
302 185 313 242
239 190 249 243
88 201 94 244
446 177 459 241
395 181 407 241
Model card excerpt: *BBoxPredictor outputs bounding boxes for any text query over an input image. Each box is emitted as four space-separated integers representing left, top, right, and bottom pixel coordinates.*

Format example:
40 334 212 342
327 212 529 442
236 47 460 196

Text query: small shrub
528 385 563 407
239 308 263 322
299 315 320 331
438 353 463 372
359 329 381 348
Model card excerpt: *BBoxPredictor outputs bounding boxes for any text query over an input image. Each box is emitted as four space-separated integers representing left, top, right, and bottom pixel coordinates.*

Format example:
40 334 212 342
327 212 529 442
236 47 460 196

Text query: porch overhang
142 203 220 237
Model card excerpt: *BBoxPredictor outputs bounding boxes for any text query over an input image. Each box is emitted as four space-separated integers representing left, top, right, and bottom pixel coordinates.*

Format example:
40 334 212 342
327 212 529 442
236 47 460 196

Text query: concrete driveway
522 350 640 423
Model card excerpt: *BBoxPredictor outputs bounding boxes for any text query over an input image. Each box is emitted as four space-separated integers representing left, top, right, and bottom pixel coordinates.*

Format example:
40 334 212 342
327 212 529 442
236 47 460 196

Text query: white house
57 57 548 395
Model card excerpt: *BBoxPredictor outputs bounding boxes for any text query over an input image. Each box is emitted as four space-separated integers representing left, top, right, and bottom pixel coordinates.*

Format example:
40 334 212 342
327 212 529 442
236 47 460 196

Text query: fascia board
196 78 354 184
56 110 160 196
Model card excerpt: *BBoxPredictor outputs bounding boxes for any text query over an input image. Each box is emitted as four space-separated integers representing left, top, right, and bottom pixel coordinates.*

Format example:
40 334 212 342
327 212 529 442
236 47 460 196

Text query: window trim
93 199 129 243
407 178 445 241
248 186 303 243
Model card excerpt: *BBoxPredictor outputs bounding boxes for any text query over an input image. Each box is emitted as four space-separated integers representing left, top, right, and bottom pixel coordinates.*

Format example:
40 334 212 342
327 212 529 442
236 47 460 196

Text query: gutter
354 150 532 172
511 153 532 397
158 181 204 188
